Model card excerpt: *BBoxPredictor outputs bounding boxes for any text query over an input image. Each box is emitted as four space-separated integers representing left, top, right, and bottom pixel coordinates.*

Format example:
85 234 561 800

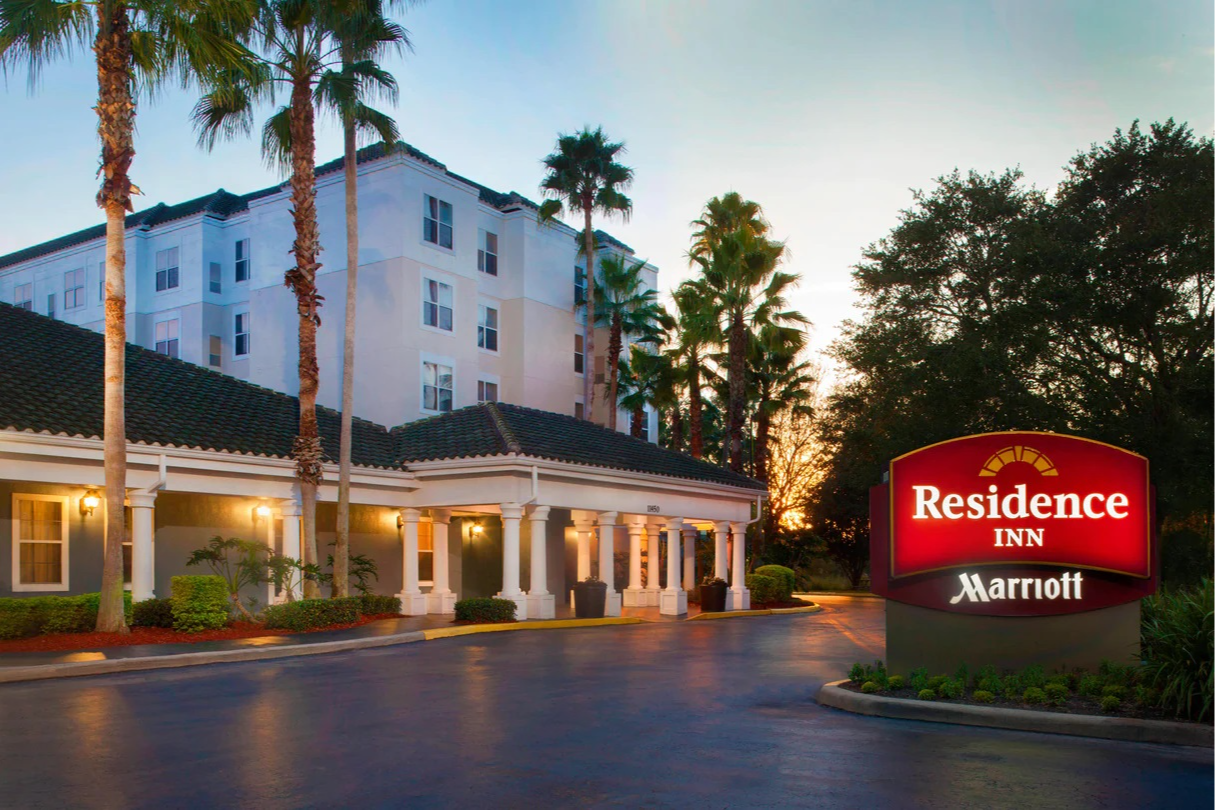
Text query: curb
816 680 1213 748
688 604 822 621
422 617 646 639
794 591 882 600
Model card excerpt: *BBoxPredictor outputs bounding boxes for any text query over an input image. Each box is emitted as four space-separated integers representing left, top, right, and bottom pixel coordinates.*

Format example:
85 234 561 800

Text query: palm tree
593 254 665 430
689 191 769 261
619 346 675 439
669 281 719 459
193 0 402 597
538 127 633 422
328 3 410 598
1 0 255 631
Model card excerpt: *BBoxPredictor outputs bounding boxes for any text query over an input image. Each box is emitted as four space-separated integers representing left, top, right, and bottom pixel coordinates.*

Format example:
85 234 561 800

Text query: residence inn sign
870 432 1157 671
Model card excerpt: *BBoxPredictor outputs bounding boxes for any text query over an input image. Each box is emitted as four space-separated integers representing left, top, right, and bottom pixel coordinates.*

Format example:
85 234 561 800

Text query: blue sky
1 0 1211 380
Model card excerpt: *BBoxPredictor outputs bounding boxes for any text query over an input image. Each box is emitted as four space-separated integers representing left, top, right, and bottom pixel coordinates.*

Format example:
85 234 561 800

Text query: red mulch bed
0 613 404 654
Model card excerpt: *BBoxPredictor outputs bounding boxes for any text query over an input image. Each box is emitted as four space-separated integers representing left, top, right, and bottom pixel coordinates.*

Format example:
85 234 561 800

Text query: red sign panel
872 432 1156 616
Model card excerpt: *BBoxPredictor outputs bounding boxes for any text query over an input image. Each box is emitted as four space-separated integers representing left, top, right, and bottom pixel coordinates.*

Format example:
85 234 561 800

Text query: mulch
0 613 404 654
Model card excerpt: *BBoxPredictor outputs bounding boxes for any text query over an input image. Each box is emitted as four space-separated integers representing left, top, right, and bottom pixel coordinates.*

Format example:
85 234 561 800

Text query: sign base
885 600 1140 676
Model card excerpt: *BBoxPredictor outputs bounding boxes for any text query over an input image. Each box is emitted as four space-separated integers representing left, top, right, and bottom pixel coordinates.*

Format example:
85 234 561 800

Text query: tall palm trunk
630 405 645 438
94 3 134 634
670 404 683 452
582 210 596 420
334 115 358 599
727 313 747 473
688 353 703 459
755 401 774 554
286 66 323 598
606 313 623 429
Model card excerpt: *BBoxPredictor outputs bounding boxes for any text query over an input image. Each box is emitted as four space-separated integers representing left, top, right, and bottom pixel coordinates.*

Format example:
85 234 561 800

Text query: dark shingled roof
0 304 763 491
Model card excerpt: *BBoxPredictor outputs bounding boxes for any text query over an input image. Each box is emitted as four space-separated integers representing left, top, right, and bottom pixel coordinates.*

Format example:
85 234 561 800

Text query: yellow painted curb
769 605 822 614
422 617 646 640
688 603 821 620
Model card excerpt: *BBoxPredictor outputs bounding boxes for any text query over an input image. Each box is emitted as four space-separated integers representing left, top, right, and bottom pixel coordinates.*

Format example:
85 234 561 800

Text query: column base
527 592 556 620
639 587 661 607
660 588 688 616
623 587 645 607
605 590 622 617
497 591 529 621
729 587 750 611
397 592 429 616
426 590 456 615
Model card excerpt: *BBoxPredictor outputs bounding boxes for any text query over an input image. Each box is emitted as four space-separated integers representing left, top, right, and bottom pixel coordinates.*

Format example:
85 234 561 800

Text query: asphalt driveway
0 595 1208 809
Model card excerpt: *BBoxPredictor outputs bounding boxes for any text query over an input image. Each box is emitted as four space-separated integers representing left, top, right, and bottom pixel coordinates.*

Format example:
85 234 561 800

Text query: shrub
454 597 517 623
186 536 271 620
753 565 795 600
926 675 948 692
171 575 230 633
887 675 905 690
264 597 361 631
861 681 880 694
908 667 930 692
1022 687 1047 705
977 677 1003 694
917 689 936 701
1141 579 1213 722
1020 665 1046 689
954 663 970 687
849 662 866 682
132 598 174 628
1077 674 1103 697
358 594 401 615
1100 695 1121 713
0 593 132 640
1043 683 1069 704
972 690 995 704
938 678 964 699
1101 684 1126 700
1134 685 1160 708
745 574 782 604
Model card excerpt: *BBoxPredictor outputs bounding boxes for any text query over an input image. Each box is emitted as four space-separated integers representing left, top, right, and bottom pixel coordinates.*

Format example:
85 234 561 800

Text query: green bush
849 662 866 682
170 575 230 633
1134 685 1160 708
908 667 930 692
0 592 132 640
358 594 402 615
263 597 361 631
1044 683 1069 704
1100 695 1122 713
132 598 174 628
861 681 880 694
454 597 517 623
973 690 995 704
1101 684 1126 700
977 676 1003 694
917 689 936 701
887 675 905 690
938 678 964 699
1022 687 1047 705
1141 579 1213 722
745 574 782 604
1020 665 1046 689
753 565 795 600
1077 674 1103 697
926 675 948 692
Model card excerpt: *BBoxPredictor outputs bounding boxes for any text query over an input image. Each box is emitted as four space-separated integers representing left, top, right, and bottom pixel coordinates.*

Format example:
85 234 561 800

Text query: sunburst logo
979 445 1058 477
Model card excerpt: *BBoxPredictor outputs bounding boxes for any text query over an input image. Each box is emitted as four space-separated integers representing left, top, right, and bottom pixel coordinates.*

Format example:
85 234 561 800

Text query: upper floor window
155 319 180 358
423 278 453 331
235 239 250 283
46 293 55 319
423 361 453 413
13 283 31 311
424 195 453 249
574 333 585 374
478 230 498 275
209 262 222 294
64 269 84 310
574 266 586 305
477 305 498 352
477 380 498 403
235 312 250 356
208 335 222 368
97 261 105 301
12 494 69 591
155 247 180 292
575 402 585 420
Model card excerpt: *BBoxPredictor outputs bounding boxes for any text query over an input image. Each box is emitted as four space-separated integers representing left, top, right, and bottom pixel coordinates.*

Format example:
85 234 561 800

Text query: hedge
132 597 174 628
359 594 402 615
746 574 782 604
454 597 517 623
0 592 133 640
263 597 361 632
753 565 796 600
171 575 230 633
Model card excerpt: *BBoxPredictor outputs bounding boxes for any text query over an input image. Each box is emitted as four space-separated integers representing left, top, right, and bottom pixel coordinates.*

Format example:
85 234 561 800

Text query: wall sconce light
470 522 484 537
253 503 271 523
80 489 101 518
396 514 404 530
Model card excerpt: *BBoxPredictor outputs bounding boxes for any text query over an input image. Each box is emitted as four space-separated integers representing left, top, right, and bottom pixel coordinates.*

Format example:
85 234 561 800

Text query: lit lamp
253 503 272 523
80 489 101 517
470 522 484 537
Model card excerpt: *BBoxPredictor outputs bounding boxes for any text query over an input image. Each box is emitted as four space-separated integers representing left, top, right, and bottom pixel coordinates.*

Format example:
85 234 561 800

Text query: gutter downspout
138 454 168 495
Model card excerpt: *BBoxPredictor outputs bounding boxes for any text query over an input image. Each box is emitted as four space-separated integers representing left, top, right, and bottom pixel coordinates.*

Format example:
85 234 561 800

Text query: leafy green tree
619 346 675 439
1 0 255 632
593 254 665 429
669 281 720 458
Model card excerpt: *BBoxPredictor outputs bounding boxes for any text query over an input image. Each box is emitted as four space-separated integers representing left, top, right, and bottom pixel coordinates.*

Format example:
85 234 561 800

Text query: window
423 195 453 249
478 230 498 275
12 494 68 590
46 293 55 319
64 269 84 309
574 266 586 305
575 402 585 420
423 279 453 331
574 333 585 374
418 522 434 584
422 361 453 413
98 261 105 301
122 506 132 586
155 247 180 291
208 335 222 368
13 283 31 311
209 262 222 294
477 305 498 351
639 410 650 441
155 319 180 358
477 380 498 403
235 239 250 283
235 313 250 356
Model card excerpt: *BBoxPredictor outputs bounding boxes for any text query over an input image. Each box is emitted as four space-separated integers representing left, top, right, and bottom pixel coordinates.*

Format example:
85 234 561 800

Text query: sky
1 0 1211 388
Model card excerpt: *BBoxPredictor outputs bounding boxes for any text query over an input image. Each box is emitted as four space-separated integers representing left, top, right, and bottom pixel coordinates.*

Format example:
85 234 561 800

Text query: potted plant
573 575 608 618
699 576 728 613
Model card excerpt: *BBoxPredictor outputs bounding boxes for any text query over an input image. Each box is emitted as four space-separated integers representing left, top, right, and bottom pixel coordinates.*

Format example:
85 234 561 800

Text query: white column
426 509 456 614
597 511 621 617
129 492 156 602
682 525 697 591
623 519 645 607
574 516 593 582
730 521 750 610
396 508 427 615
645 520 662 606
660 517 688 616
280 499 302 601
527 506 555 619
714 521 732 609
261 505 278 605
496 503 528 620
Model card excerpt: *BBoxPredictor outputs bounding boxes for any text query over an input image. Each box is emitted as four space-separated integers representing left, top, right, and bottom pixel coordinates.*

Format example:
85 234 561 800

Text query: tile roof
0 304 763 491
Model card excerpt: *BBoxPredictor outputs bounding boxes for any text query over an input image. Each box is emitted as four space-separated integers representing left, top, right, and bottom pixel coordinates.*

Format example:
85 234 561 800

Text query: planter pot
699 581 728 613
574 580 608 618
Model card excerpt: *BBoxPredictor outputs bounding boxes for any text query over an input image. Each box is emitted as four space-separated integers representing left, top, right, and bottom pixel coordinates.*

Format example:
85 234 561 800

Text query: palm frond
0 0 93 87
